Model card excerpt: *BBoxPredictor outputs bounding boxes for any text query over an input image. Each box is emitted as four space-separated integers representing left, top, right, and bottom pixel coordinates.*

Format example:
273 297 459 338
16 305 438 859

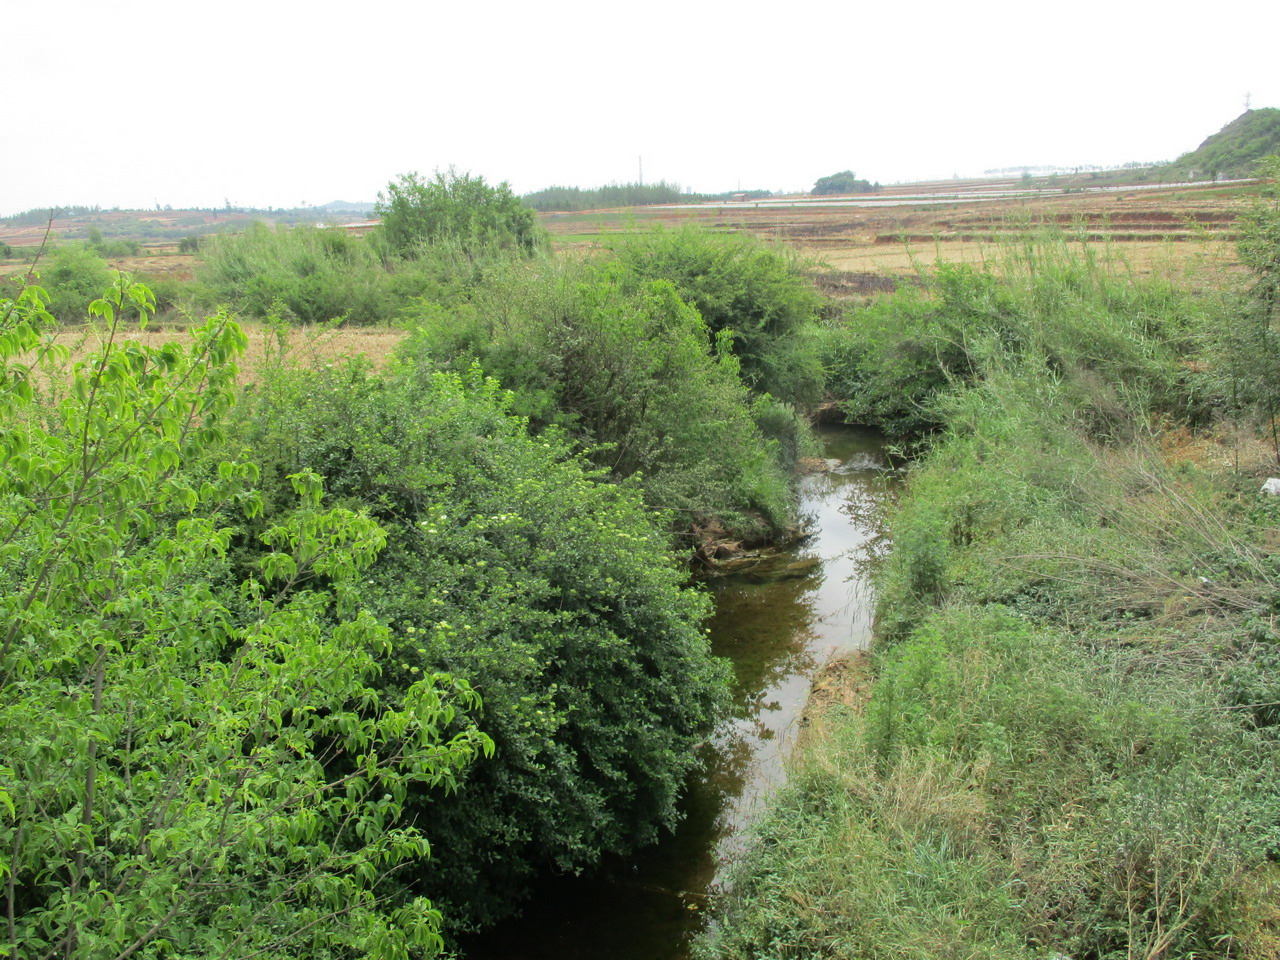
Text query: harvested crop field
542 176 1255 286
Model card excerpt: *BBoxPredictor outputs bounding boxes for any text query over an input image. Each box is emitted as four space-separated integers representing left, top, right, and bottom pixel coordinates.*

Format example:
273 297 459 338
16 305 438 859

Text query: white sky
5 0 1279 215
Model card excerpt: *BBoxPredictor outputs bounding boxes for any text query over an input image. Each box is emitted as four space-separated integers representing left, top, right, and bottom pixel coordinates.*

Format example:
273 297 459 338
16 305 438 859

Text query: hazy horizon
5 0 1278 218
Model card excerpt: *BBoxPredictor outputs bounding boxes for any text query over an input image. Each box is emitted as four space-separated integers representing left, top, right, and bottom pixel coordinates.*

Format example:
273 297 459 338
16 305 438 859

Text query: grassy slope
1161 108 1280 180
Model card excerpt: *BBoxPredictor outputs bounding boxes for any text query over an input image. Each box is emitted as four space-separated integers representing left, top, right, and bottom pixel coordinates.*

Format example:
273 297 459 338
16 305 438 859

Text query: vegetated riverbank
9 161 1279 958
698 228 1280 958
461 426 897 960
1 180 845 957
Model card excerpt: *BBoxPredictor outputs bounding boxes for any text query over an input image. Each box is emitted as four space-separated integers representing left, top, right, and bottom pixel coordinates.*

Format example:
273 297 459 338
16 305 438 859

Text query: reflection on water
462 426 896 960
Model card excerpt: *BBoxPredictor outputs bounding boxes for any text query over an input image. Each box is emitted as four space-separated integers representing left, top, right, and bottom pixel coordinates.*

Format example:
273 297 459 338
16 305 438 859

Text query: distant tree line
522 180 773 212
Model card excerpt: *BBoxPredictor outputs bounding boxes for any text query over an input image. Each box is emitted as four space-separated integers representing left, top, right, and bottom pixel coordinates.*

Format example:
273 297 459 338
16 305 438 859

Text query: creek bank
461 425 897 960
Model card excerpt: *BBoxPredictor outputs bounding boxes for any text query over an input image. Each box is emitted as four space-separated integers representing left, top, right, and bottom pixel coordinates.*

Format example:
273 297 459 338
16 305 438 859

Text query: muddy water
462 426 896 960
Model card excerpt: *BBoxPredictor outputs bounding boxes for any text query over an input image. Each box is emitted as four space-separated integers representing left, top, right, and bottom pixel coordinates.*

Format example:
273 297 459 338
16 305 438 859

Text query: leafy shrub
376 169 544 258
199 221 397 323
402 258 800 542
609 226 825 407
32 243 113 320
198 219 525 324
0 279 488 958
91 237 141 258
823 237 1208 438
234 352 729 929
1217 155 1280 461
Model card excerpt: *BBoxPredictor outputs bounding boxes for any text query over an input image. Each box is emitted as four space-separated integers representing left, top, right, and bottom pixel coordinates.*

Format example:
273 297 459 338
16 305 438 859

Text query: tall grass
198 221 524 324
821 233 1215 439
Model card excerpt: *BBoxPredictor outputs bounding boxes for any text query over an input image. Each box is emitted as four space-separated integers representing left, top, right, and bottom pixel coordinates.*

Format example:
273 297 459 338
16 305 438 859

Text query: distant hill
316 200 376 214
1160 108 1280 180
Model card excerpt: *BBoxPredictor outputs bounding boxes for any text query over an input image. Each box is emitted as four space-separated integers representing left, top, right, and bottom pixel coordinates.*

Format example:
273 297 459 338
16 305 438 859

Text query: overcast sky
5 0 1278 215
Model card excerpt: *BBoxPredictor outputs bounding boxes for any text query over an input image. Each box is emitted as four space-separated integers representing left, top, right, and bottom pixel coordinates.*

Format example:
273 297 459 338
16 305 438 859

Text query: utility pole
1246 91 1253 111
638 156 643 187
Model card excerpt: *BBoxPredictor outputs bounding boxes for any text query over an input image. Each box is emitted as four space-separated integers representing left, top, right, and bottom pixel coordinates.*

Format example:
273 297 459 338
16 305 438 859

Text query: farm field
30 320 406 386
1 175 1255 301
541 176 1253 288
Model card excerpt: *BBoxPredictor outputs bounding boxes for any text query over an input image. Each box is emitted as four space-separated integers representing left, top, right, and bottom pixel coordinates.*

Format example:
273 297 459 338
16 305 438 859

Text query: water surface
463 426 896 959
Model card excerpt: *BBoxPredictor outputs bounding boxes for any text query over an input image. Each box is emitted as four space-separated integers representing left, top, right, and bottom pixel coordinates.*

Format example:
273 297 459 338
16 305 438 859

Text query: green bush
823 238 1210 438
1217 155 1280 461
376 169 544 258
609 226 825 407
198 221 398 323
233 352 729 930
91 237 141 258
33 243 113 321
198 219 527 324
402 258 801 542
811 169 877 195
0 279 488 958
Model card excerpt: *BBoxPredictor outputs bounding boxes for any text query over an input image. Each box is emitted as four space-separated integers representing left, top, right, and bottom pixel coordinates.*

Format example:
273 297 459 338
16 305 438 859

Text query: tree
0 276 490 958
811 170 876 195
375 169 543 257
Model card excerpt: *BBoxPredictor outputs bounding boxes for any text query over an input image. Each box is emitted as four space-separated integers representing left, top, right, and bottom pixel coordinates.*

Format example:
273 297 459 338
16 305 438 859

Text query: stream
463 425 896 959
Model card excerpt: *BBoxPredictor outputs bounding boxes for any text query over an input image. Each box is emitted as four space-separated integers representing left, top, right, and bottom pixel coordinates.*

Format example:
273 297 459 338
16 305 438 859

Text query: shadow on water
461 426 897 959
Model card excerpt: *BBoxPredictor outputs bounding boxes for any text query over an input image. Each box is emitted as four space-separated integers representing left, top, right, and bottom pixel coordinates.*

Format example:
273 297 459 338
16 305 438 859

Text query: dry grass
34 321 407 388
803 236 1241 280
797 651 872 736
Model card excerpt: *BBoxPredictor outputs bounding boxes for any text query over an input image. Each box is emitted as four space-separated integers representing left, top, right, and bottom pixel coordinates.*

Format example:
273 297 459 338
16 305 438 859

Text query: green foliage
703 606 1272 960
810 169 877 195
198 217 528 324
178 234 201 254
199 221 395 323
609 226 825 407
1221 155 1280 461
234 352 728 929
0 278 490 957
97 238 141 258
703 243 1280 960
0 241 13 259
402 258 800 542
376 169 543 258
823 237 1210 437
522 180 688 211
31 243 113 321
